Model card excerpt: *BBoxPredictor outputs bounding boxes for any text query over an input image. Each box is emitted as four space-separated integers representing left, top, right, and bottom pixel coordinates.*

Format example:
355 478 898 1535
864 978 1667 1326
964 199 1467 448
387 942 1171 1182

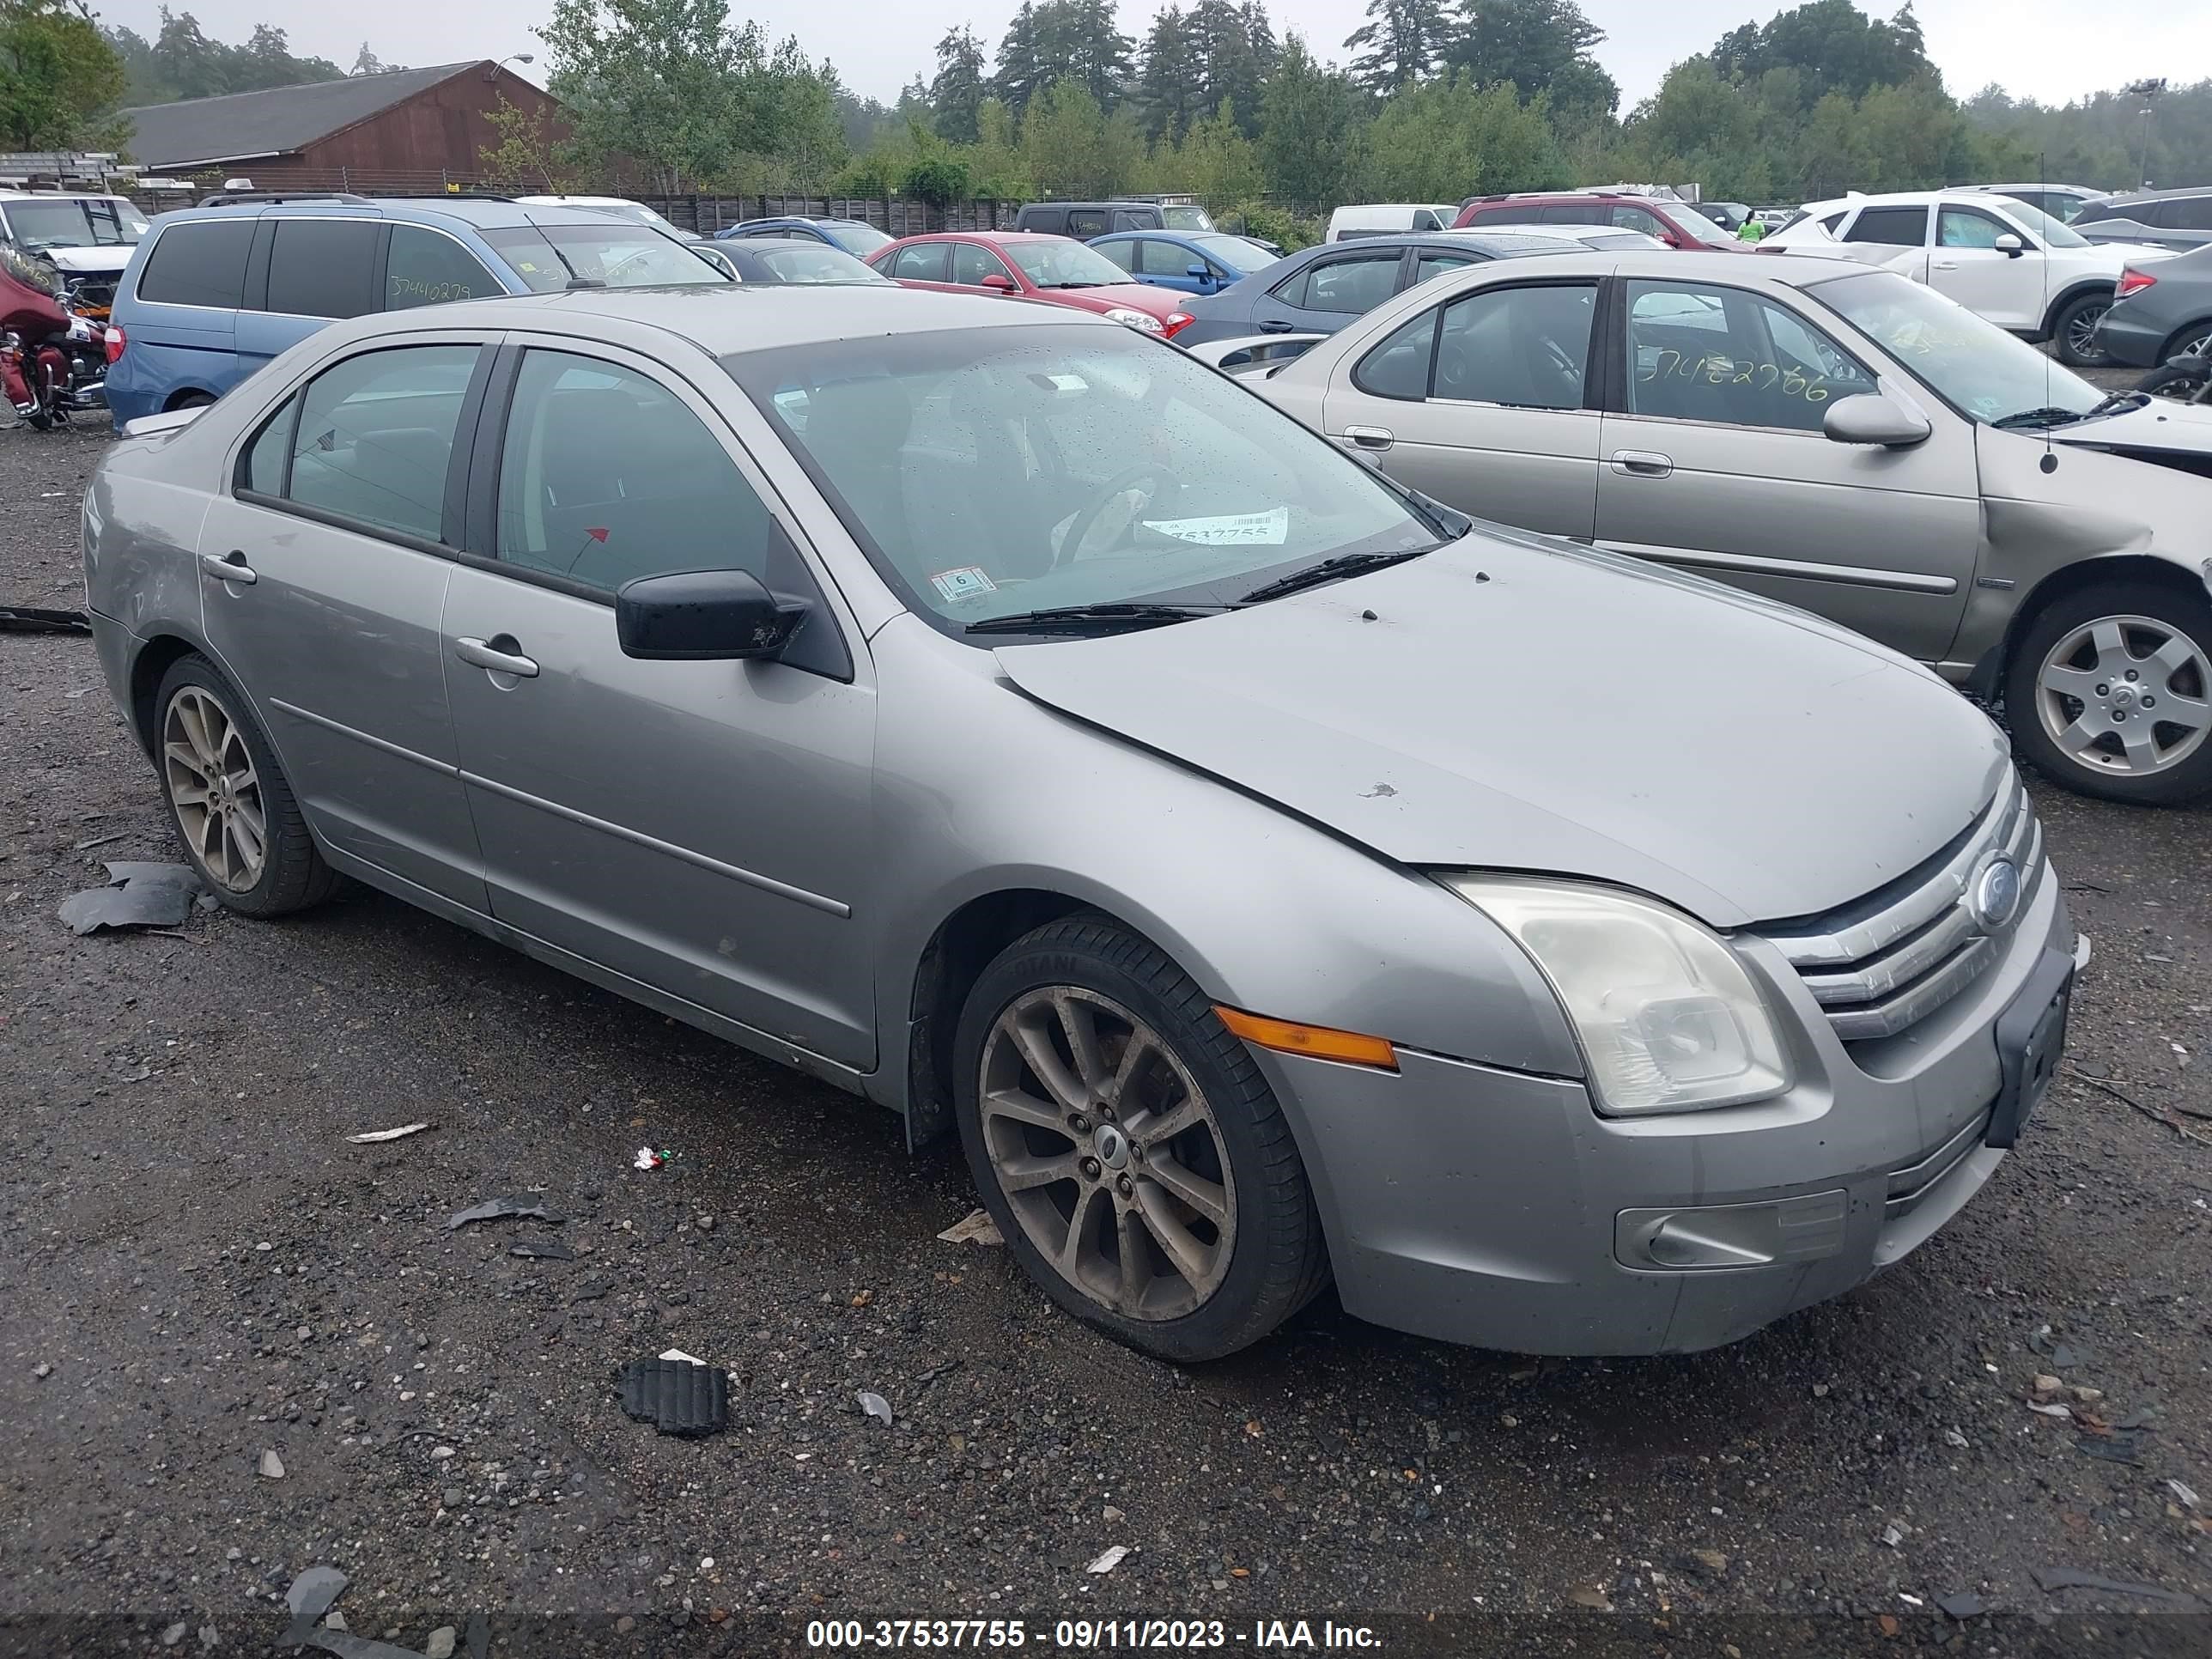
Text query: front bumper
1255 872 2070 1355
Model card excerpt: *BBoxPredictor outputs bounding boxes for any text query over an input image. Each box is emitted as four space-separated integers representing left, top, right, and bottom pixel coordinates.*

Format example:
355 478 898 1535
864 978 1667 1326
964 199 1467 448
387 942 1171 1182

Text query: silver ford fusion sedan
83 287 2075 1363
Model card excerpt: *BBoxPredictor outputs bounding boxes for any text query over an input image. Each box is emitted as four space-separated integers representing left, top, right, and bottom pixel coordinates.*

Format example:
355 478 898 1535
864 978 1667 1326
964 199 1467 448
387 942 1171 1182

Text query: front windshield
483 225 731 289
3 198 148 248
1162 205 1217 232
1674 206 1740 246
1003 240 1131 289
1189 233 1279 269
1996 199 2090 248
823 222 894 257
753 243 890 284
1814 269 2100 424
727 325 1435 635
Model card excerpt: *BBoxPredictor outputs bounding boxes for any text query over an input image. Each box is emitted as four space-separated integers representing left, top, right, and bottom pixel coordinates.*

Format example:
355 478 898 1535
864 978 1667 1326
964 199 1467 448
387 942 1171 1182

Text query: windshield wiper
1237 547 1437 605
1991 392 2144 431
1040 281 1104 289
964 602 1231 635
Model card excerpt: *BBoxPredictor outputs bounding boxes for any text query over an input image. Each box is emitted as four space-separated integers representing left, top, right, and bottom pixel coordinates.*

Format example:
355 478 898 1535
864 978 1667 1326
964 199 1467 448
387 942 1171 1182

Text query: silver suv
85 288 2075 1360
1199 248 2212 805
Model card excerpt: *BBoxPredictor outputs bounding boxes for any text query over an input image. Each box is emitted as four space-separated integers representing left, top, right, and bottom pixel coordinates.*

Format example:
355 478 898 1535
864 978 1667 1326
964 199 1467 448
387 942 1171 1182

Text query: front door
1250 246 1405 334
1595 276 1980 662
1927 204 2042 332
1322 276 1604 539
440 342 878 1066
195 338 490 910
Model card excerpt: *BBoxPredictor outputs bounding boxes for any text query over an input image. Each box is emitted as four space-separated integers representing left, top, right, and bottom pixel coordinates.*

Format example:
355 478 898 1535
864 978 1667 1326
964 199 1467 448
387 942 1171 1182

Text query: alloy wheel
163 685 267 891
2066 302 2111 362
977 986 1236 1322
2034 614 2212 778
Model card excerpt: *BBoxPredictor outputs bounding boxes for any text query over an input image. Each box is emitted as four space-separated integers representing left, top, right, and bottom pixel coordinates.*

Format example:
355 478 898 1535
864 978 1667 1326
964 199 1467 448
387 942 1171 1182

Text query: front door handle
1933 259 1960 270
199 550 257 585
453 635 540 678
1610 449 1674 478
1341 424 1395 451
1256 319 1295 333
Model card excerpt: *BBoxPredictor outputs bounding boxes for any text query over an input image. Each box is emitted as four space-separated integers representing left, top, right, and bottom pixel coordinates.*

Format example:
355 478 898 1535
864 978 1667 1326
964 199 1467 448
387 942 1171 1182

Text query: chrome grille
1757 775 2042 1042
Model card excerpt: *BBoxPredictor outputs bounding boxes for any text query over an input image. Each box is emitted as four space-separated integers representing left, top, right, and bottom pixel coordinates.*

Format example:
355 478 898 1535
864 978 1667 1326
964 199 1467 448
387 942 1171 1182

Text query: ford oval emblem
1970 855 2022 930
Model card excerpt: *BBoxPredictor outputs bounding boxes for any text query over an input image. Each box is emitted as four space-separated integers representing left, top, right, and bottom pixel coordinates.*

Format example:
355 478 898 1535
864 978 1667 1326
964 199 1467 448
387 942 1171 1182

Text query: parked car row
84 268 2082 1367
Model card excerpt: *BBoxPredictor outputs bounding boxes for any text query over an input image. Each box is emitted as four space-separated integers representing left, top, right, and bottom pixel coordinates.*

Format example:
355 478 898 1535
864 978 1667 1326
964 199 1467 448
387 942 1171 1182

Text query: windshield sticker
930 566 999 604
1140 507 1291 546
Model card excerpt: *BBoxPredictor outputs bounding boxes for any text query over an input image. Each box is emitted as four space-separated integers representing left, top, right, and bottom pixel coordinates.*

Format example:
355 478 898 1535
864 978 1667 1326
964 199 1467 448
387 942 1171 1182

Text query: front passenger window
494 351 778 593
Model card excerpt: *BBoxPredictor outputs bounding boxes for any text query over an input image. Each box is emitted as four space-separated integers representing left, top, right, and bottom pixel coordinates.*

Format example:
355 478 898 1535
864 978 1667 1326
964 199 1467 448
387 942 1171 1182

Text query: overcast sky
101 0 2209 112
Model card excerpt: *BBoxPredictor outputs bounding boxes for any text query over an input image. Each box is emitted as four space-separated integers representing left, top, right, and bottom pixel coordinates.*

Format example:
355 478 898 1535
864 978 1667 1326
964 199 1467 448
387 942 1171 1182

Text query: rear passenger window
1353 309 1440 400
1067 210 1108 237
1845 206 1929 246
1429 283 1595 409
495 350 775 593
264 220 380 318
136 221 254 308
282 345 479 541
386 226 502 310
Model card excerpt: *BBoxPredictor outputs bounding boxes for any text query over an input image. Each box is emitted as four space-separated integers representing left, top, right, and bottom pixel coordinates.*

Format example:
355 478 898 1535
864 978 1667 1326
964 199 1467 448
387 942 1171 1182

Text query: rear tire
2051 290 2115 368
952 914 1328 1363
154 653 337 915
2005 582 2212 806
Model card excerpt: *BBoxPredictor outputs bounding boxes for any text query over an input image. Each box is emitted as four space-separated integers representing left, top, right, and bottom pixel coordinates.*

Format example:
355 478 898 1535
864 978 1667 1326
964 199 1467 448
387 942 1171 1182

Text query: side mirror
1186 263 1210 280
980 273 1016 293
1823 393 1931 448
616 568 807 661
1994 233 2025 258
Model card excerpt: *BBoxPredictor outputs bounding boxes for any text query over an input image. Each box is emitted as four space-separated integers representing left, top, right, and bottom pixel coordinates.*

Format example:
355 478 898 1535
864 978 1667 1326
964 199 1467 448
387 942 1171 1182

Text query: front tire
2051 291 2115 368
952 915 1328 1363
155 653 337 915
2005 583 2212 805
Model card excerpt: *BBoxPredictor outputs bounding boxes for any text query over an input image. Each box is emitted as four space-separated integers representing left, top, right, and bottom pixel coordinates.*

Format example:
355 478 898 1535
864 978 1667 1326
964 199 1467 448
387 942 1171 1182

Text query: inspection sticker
929 566 999 604
1140 507 1290 546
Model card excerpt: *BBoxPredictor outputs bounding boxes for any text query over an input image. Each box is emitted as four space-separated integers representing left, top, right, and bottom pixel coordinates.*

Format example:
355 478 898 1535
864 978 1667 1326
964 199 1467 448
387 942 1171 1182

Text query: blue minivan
105 196 732 428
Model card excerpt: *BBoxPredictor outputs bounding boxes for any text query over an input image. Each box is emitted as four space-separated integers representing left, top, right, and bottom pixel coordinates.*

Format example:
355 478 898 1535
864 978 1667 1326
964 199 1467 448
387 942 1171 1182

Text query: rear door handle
1609 449 1674 478
199 550 257 585
1256 319 1295 333
1341 425 1395 451
453 635 540 678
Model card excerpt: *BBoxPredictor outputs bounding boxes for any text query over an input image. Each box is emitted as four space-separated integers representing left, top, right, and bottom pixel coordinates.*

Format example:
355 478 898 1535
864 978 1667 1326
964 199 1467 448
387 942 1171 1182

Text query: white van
1325 204 1460 243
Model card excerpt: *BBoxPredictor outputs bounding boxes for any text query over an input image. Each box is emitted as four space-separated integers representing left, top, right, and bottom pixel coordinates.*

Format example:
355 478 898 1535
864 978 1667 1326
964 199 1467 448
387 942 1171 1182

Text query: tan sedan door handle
199 550 257 584
1341 425 1395 451
453 635 540 678
1610 450 1674 478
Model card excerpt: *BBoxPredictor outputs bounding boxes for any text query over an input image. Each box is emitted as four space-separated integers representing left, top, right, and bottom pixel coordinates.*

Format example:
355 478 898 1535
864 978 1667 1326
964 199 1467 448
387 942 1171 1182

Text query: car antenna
2039 152 2059 474
539 235 603 290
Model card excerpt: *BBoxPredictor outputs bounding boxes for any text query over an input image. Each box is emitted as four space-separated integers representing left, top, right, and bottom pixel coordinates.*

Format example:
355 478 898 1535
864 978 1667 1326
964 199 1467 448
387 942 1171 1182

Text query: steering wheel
1055 464 1182 567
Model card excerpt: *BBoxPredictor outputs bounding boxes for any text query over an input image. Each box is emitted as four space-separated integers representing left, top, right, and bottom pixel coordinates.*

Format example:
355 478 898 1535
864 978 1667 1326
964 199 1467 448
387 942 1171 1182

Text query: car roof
0 189 132 202
147 196 652 232
1980 182 2105 196
887 230 1059 245
1805 189 2024 213
2093 185 2210 204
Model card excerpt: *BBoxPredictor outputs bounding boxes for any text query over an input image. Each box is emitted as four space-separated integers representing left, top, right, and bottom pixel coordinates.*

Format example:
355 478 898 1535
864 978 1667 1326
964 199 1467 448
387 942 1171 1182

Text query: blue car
104 196 732 428
1170 229 1584 349
713 217 896 259
1086 229 1279 296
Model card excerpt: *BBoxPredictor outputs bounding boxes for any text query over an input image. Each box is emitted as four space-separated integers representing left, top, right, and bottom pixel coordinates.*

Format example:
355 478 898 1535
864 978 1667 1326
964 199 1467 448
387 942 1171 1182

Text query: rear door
887 240 957 293
234 216 386 378
118 218 255 405
1322 276 1603 538
1838 203 1933 281
1594 276 1978 661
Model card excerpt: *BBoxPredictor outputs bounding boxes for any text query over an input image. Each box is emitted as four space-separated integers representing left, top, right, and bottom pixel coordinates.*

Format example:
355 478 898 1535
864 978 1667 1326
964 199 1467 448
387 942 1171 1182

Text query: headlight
1439 876 1792 1115
1103 307 1164 333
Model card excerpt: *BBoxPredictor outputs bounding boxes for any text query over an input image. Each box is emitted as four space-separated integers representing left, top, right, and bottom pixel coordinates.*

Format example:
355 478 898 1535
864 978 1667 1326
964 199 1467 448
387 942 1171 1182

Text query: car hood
2051 395 2212 459
41 246 132 275
993 533 2008 929
1041 283 1186 318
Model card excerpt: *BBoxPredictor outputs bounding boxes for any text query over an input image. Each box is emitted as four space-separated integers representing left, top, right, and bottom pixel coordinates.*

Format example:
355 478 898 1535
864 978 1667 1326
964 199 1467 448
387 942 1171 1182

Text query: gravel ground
3 416 2209 1656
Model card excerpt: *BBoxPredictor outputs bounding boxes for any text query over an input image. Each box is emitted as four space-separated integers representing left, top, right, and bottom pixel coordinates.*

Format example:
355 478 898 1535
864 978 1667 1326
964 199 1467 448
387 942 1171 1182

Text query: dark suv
2073 188 2212 253
1012 202 1164 238
1454 192 1744 250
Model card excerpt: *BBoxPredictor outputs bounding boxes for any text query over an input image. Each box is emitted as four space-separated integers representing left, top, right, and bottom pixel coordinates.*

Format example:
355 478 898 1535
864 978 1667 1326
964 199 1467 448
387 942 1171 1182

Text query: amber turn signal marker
1214 1006 1398 1071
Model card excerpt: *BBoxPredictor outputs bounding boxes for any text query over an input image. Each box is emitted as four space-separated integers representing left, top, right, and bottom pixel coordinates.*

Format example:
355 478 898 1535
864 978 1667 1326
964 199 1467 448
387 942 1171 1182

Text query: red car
866 232 1195 337
1454 191 1748 252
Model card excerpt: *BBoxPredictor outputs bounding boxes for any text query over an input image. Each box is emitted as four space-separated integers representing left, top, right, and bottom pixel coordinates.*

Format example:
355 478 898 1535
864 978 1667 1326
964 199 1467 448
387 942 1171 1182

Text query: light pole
485 52 535 83
2124 77 2166 190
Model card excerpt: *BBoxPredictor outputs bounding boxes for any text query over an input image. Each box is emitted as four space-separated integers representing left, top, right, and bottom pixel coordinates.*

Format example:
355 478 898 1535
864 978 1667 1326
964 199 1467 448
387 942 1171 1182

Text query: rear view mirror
981 273 1016 293
616 568 807 660
1994 233 2025 258
1824 393 1932 448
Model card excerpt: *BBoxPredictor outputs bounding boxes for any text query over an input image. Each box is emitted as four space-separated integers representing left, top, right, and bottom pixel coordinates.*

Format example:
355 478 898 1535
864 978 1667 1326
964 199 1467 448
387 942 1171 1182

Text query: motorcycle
2 238 105 428
2136 351 2209 405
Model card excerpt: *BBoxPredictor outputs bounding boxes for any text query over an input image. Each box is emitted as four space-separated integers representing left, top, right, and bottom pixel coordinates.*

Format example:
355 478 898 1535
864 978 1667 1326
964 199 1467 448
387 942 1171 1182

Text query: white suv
1767 189 2165 366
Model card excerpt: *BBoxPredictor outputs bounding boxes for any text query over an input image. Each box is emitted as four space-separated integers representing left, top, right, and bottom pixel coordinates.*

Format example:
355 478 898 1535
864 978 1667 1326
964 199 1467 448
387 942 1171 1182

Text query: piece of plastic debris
282 1567 349 1644
509 1238 575 1261
347 1122 431 1145
1565 1585 1612 1611
1936 1592 1984 1620
1880 1522 1907 1547
0 604 91 634
2167 1479 2200 1510
58 861 206 935
2076 1432 2148 1464
859 1390 893 1425
72 831 127 849
658 1348 705 1364
2027 1401 2073 1418
258 1449 285 1478
1086 1546 1130 1575
633 1146 672 1170
937 1208 1005 1246
2033 1566 2202 1607
617 1356 729 1437
447 1195 562 1230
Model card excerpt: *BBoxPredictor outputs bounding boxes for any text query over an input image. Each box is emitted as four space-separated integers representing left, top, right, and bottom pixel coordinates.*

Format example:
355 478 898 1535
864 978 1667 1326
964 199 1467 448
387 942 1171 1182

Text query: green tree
1186 0 1270 137
1133 5 1200 143
1344 0 1449 96
1444 0 1616 126
1358 70 1565 200
1260 33 1354 212
1 0 124 149
1020 76 1139 196
993 3 1043 116
929 25 986 143
477 92 573 192
540 0 738 191
1176 96 1262 206
1710 0 1936 110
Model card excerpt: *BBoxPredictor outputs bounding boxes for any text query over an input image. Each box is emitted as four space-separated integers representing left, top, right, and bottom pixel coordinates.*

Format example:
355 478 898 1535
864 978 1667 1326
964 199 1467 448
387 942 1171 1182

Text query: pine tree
993 3 1043 117
1345 0 1449 95
930 25 988 143
1134 6 1201 143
